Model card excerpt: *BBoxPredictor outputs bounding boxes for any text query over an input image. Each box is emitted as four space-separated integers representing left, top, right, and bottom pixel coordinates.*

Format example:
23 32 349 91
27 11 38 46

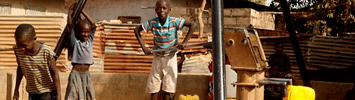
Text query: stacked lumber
99 22 208 73
0 15 67 71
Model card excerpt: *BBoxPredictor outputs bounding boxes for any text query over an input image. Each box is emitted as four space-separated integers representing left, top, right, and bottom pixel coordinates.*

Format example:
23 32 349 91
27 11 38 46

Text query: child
65 3 96 100
13 24 61 100
268 42 294 78
265 42 294 100
134 0 196 100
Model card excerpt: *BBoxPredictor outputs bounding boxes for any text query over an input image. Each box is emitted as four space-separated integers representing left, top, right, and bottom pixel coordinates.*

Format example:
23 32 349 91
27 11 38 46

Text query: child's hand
69 3 77 10
177 43 186 50
142 47 152 55
67 3 77 26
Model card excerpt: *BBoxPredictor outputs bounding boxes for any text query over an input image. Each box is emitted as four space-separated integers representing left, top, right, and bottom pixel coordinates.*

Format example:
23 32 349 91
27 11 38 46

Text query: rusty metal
0 15 67 70
224 28 267 100
101 23 209 73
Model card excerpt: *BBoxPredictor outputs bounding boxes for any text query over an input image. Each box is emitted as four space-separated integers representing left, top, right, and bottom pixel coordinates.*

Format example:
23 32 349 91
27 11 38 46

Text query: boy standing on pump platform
134 0 196 100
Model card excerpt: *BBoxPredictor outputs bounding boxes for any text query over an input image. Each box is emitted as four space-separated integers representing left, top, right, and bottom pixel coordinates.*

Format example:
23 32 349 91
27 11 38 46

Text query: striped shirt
142 15 185 56
13 42 56 94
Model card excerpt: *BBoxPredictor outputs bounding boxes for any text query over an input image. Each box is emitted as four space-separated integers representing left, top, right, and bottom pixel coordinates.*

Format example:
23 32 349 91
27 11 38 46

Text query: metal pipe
212 0 226 100
54 0 87 59
268 78 293 85
279 0 311 86
259 81 288 97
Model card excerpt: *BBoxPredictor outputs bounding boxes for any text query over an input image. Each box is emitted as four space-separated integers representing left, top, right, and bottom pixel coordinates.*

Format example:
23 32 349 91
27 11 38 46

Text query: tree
271 0 355 36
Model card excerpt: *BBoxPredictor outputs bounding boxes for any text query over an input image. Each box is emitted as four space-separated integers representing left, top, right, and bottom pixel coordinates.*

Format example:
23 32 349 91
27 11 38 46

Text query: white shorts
146 54 178 93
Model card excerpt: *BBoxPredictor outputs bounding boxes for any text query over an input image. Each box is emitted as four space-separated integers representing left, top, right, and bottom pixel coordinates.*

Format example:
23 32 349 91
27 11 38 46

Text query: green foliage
272 0 355 33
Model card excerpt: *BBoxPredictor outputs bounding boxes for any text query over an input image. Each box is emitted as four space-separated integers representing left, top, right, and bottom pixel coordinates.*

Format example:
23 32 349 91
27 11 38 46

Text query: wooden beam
198 0 207 38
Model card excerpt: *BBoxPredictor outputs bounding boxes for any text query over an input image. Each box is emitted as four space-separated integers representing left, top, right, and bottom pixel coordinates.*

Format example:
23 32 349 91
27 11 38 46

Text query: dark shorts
29 92 56 100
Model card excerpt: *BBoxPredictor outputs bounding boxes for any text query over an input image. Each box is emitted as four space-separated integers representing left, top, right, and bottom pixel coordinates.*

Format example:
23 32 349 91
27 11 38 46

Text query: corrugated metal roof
99 23 209 73
306 36 355 69
260 36 310 79
0 15 68 71
257 28 355 79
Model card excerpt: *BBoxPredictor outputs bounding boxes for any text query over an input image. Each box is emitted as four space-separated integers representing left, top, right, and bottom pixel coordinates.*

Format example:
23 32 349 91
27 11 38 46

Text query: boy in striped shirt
13 24 61 100
134 0 196 100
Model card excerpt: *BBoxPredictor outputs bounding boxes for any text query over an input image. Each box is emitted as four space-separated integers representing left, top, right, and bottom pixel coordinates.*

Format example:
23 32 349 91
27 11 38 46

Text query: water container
179 95 199 100
283 86 315 100
179 95 187 100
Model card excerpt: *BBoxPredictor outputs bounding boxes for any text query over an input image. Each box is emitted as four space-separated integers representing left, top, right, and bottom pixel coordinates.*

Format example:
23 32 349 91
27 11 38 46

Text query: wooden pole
6 73 13 100
198 0 206 38
280 0 311 86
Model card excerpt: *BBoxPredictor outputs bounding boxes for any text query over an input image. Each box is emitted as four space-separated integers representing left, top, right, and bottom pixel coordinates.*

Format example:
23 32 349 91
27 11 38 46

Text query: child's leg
161 54 178 100
65 70 83 100
84 71 95 99
162 91 174 100
151 93 159 100
146 55 164 95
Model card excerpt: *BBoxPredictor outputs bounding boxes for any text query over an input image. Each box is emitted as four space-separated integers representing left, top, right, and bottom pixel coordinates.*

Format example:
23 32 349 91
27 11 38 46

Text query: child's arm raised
13 65 23 100
49 58 61 100
66 3 78 49
81 9 97 41
178 20 196 49
134 25 151 55
81 10 96 28
67 3 76 31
